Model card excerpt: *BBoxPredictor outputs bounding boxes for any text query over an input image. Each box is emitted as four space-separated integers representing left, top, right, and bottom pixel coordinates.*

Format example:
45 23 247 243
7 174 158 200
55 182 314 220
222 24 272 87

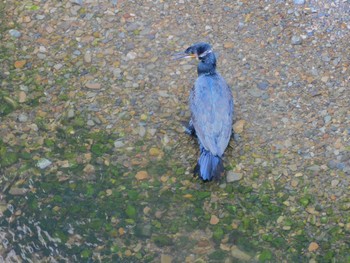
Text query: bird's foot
181 120 196 136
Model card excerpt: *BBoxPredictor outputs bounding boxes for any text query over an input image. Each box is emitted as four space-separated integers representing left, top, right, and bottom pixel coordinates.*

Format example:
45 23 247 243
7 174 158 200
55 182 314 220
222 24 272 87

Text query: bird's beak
171 52 197 60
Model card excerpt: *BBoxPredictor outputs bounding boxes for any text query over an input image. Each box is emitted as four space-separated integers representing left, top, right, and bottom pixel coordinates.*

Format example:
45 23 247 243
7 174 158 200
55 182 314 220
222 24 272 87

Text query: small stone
126 51 137 60
83 164 95 174
223 42 234 49
9 187 28 196
149 147 161 157
160 254 173 263
291 179 299 187
67 109 75 119
231 245 251 261
54 63 63 70
9 29 21 38
139 126 146 137
140 114 147 121
18 113 28 122
331 179 339 187
118 227 125 236
294 0 305 4
321 75 329 83
37 158 52 169
257 80 269 90
294 172 303 177
291 35 302 45
114 140 124 148
37 53 46 59
233 120 246 134
308 242 319 252
14 60 26 69
324 115 331 123
210 215 219 225
87 120 95 126
226 171 243 183
85 82 101 89
18 91 27 103
84 52 92 63
135 171 149 180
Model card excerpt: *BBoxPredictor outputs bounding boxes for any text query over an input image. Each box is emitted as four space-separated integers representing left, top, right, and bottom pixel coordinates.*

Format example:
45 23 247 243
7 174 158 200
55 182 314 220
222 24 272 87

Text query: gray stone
37 158 52 169
293 0 305 4
114 140 124 148
18 113 28 122
227 171 243 183
9 29 21 38
67 109 75 119
257 80 269 90
291 35 302 45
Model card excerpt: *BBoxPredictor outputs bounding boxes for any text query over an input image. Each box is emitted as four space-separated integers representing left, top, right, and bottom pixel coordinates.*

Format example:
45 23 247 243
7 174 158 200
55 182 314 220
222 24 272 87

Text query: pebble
331 179 339 187
160 254 173 263
37 158 52 169
149 147 161 157
9 29 21 38
18 113 28 122
210 215 219 225
18 91 27 103
87 120 95 126
14 60 26 69
85 82 101 89
37 53 46 59
126 51 137 60
291 35 302 45
54 63 63 70
135 171 149 180
324 115 331 123
9 187 28 196
114 140 125 148
257 80 269 90
83 164 95 174
308 242 319 252
293 0 305 4
226 171 243 183
139 126 146 137
67 109 75 119
233 120 246 134
84 51 92 63
231 245 251 261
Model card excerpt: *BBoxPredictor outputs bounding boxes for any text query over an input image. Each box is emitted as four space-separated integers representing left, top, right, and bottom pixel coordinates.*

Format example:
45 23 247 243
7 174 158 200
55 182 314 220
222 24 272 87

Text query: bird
173 42 234 181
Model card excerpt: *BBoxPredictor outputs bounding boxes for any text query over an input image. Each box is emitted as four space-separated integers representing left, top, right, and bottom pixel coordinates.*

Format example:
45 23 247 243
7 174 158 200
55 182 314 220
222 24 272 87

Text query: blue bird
173 42 234 181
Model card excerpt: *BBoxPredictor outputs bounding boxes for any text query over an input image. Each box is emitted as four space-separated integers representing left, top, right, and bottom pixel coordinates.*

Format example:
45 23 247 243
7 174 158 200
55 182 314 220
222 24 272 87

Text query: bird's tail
194 149 223 181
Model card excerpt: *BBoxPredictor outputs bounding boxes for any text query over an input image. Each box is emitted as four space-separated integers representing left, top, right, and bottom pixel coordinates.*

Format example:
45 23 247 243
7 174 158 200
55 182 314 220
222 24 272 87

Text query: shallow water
1 0 350 262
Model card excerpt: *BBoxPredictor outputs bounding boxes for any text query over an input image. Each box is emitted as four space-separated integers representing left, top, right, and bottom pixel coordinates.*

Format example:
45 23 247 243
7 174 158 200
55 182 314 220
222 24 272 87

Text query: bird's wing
190 75 234 156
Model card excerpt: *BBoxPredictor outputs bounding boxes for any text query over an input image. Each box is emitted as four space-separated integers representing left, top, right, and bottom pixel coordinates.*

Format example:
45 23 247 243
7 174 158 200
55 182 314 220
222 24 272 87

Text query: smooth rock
37 158 52 169
9 29 21 38
135 171 149 180
291 35 302 45
233 120 246 134
83 164 95 174
227 171 243 183
9 187 28 196
160 254 173 263
18 91 27 103
85 82 101 89
18 113 28 122
231 245 251 261
294 0 305 4
257 80 270 90
114 140 124 148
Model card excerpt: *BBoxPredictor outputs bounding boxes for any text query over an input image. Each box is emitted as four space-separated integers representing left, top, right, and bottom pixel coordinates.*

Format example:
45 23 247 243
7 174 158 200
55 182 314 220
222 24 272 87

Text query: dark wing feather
189 74 234 156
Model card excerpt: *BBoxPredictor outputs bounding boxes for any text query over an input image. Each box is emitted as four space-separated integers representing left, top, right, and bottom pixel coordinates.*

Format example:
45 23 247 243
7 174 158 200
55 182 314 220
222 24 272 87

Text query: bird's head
172 42 213 61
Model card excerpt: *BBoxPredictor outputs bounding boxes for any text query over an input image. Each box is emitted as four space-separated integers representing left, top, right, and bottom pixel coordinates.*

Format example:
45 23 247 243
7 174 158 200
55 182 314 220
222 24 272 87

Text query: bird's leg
184 119 196 136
